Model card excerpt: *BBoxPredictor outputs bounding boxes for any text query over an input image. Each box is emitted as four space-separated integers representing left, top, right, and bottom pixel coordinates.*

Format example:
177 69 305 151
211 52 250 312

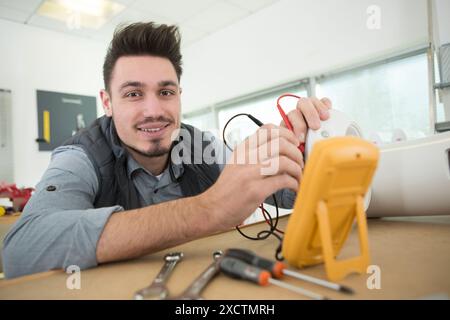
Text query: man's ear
179 87 182 95
100 89 113 117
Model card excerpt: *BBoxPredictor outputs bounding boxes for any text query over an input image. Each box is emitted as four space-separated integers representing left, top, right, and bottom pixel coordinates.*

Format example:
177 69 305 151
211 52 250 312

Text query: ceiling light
37 0 125 30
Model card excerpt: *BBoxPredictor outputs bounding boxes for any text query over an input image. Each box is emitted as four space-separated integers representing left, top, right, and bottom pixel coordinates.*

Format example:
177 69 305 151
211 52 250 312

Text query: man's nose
141 95 164 117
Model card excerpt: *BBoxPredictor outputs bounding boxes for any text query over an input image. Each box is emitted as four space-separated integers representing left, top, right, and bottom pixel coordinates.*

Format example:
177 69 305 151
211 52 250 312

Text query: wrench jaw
213 250 223 260
133 252 184 300
134 284 169 300
165 252 184 262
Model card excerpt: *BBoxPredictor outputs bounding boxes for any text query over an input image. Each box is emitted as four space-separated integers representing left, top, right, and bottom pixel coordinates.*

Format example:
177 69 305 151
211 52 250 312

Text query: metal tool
134 252 183 300
225 248 353 294
219 257 329 300
173 250 223 300
282 268 353 293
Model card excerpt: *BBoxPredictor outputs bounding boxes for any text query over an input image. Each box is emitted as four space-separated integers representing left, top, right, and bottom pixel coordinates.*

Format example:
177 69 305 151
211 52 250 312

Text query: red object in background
0 182 34 212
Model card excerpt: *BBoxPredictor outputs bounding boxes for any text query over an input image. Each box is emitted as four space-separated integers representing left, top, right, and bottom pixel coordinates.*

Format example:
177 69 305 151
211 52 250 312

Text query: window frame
182 47 433 137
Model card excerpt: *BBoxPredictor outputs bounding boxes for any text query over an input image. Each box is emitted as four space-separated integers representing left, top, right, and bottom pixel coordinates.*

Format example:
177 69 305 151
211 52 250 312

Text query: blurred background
0 0 449 189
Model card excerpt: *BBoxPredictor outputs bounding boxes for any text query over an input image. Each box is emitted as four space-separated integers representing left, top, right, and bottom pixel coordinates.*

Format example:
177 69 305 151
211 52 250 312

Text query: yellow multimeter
282 136 379 281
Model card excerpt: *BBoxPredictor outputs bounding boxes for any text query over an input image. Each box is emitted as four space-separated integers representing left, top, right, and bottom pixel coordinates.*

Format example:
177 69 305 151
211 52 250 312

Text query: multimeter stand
316 195 370 281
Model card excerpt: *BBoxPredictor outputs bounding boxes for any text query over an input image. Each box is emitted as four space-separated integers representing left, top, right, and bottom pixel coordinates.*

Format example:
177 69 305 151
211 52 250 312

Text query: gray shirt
2 134 295 279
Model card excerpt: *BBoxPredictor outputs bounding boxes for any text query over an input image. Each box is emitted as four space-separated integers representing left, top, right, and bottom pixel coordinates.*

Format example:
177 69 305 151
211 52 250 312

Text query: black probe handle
219 257 270 286
247 114 264 127
225 248 277 274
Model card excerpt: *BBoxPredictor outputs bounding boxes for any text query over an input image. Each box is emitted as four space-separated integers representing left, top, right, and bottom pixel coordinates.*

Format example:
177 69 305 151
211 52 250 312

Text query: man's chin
135 146 170 158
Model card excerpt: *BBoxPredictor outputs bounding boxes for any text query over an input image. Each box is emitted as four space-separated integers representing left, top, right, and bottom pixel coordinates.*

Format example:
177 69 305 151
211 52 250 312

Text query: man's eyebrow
158 80 179 88
119 81 145 91
119 80 178 90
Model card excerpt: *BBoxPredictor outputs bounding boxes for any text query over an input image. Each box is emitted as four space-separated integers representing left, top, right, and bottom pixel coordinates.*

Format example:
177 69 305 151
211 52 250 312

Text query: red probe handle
277 105 294 131
276 96 305 154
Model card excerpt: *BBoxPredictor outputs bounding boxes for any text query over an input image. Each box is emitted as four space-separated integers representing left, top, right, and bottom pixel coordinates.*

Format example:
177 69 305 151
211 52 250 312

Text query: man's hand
201 124 302 230
281 97 332 143
200 96 333 231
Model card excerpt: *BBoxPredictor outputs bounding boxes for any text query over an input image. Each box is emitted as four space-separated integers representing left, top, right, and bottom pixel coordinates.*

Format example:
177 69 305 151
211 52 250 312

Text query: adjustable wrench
134 252 183 300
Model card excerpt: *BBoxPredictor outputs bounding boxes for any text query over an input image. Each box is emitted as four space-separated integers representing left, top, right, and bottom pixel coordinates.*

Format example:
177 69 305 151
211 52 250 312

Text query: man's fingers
286 109 307 143
262 155 302 181
320 97 332 109
311 97 330 121
247 136 303 167
229 137 304 175
260 173 299 195
244 124 300 148
232 128 301 166
296 98 321 130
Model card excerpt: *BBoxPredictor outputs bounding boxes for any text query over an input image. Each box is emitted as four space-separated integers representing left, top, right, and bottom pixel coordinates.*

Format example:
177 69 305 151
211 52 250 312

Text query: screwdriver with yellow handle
225 248 354 294
219 257 328 300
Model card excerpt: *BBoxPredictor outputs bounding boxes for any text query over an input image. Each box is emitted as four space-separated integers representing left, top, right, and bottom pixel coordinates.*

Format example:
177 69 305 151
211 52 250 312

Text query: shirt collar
126 149 184 182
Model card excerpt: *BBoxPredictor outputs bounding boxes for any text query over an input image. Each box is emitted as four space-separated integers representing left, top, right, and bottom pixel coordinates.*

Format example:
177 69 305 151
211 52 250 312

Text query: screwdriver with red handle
224 248 354 294
219 256 328 300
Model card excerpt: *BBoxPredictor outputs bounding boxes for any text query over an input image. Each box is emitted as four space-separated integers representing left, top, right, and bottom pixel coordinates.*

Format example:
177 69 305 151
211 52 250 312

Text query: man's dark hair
103 22 183 93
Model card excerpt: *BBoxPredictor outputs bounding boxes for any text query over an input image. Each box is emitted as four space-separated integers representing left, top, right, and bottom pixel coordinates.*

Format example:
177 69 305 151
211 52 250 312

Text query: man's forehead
111 55 179 88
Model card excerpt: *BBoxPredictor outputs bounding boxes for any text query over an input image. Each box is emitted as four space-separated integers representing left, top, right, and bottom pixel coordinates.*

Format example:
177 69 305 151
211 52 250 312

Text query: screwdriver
225 248 353 294
219 257 328 300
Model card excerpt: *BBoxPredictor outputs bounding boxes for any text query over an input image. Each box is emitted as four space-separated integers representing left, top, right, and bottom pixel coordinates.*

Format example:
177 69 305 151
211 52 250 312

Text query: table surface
0 215 449 300
0 214 20 225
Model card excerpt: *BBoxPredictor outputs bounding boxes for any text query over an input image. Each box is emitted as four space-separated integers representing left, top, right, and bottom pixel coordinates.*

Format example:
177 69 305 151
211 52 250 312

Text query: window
218 87 308 148
435 51 446 123
316 51 430 142
182 109 216 132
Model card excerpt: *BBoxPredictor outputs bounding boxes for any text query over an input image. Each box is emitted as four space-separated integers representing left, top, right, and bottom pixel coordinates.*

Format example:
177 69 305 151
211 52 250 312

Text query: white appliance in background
367 132 450 217
305 110 450 217
391 128 408 142
368 132 384 146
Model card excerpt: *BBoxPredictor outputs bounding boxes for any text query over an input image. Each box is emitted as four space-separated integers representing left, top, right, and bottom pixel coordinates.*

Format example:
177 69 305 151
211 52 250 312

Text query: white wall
0 19 107 187
181 0 429 113
0 0 430 187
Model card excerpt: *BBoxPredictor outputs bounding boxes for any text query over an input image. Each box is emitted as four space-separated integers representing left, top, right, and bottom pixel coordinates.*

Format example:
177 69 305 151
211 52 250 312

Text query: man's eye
125 91 142 98
160 90 175 96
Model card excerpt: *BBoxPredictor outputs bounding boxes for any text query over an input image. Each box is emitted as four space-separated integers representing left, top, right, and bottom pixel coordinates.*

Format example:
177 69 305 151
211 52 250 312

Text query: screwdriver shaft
282 269 353 294
268 278 328 300
283 269 339 291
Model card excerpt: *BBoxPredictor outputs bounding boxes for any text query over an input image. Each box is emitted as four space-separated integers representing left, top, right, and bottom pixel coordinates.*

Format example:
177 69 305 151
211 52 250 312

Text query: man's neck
127 148 170 176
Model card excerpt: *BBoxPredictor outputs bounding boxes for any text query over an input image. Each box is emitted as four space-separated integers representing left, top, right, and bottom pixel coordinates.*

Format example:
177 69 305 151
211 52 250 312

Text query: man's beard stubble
126 139 171 158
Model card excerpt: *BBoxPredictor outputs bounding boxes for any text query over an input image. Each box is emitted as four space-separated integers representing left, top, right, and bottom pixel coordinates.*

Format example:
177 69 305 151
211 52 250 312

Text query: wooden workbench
0 213 20 277
0 215 449 300
0 213 20 225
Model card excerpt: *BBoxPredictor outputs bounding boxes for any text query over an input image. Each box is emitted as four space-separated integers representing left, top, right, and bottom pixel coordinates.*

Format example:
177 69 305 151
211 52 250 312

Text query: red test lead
276 94 306 153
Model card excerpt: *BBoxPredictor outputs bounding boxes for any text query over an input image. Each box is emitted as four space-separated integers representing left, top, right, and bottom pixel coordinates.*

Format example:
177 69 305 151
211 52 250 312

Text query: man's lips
137 122 171 133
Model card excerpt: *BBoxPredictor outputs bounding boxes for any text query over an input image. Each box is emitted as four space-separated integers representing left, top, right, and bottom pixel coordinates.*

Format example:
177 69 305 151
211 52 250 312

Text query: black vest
63 116 221 210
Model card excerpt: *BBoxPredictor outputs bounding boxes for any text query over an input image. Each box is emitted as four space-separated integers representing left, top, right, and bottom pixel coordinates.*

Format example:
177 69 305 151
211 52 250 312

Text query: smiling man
2 22 331 278
104 56 182 174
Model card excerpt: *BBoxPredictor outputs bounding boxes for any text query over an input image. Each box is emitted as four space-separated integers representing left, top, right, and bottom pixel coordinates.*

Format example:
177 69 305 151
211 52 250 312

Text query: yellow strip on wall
43 110 50 143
